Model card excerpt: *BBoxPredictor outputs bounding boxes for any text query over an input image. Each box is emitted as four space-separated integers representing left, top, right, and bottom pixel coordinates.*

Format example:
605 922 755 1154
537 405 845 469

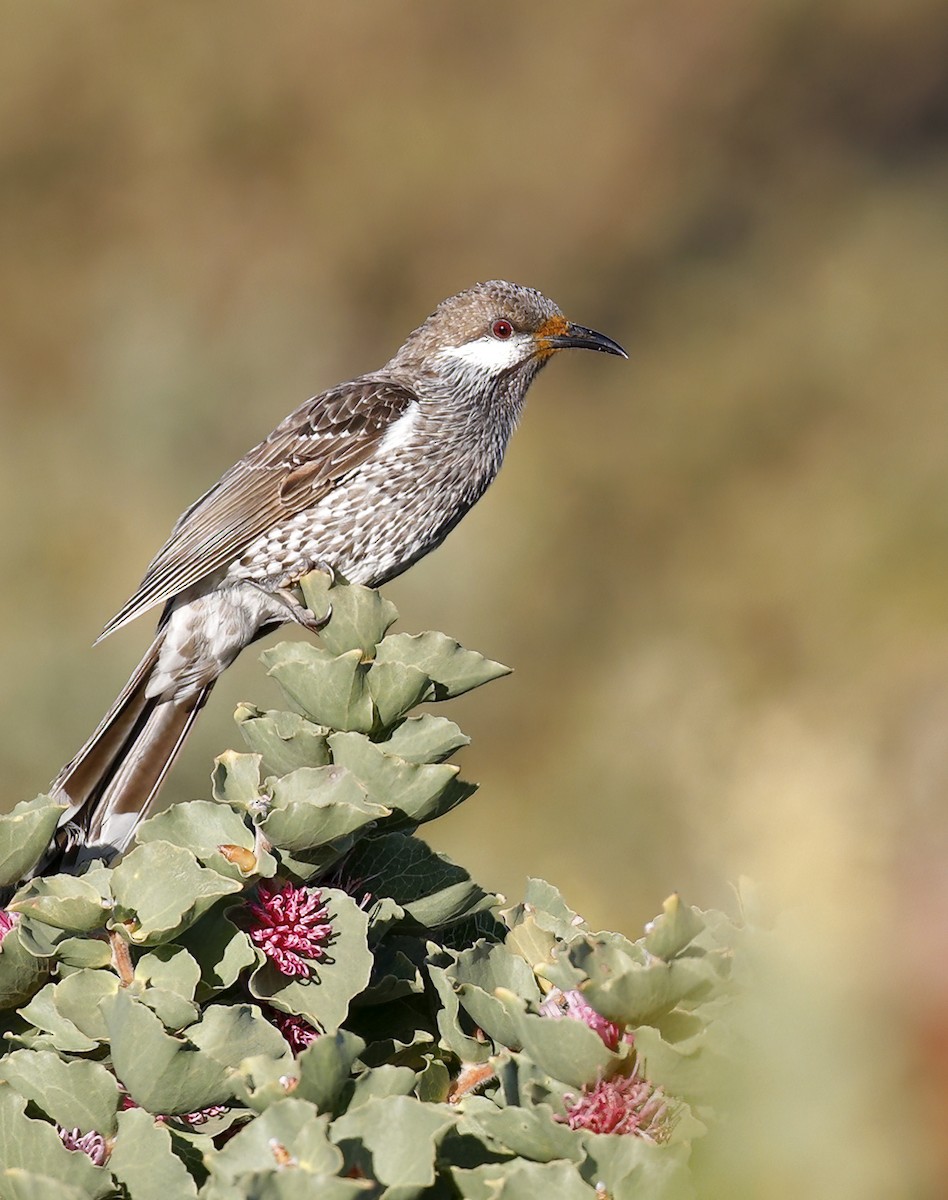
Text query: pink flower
119 1090 229 1127
58 1125 109 1165
247 880 334 978
0 909 18 944
539 988 627 1051
560 1067 671 1141
177 1104 230 1127
265 1007 321 1054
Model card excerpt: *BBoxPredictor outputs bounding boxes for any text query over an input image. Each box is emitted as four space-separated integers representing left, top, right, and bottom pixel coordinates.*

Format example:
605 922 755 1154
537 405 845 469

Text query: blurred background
1 1 947 1193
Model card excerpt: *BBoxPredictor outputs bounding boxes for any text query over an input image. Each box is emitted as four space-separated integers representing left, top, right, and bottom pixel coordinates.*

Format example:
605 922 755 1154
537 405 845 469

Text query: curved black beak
547 322 628 358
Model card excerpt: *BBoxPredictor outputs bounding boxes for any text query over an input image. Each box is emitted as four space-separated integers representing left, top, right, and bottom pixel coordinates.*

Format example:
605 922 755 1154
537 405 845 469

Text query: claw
275 587 331 633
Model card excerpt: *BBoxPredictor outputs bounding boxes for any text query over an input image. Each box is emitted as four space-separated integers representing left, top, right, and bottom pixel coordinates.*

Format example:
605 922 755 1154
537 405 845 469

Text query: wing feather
99 378 417 639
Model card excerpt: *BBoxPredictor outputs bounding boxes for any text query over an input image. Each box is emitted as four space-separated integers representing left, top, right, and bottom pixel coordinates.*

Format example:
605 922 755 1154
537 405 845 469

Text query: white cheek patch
438 335 529 374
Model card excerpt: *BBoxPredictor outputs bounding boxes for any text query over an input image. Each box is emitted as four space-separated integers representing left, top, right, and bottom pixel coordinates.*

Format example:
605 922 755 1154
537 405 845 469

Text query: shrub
0 572 740 1199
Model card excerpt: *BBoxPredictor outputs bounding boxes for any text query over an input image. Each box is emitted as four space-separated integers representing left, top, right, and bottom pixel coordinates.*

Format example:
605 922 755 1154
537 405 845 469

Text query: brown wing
98 378 418 639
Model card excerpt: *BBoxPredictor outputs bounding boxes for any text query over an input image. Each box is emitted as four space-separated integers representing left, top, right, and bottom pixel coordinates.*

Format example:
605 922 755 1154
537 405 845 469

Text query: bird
40 280 626 874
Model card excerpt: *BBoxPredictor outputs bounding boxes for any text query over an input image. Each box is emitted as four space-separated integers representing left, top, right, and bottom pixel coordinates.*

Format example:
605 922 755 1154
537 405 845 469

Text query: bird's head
388 280 627 390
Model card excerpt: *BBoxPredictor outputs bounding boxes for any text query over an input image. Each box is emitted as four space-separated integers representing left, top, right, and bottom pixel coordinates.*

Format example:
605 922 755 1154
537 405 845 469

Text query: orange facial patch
535 313 570 358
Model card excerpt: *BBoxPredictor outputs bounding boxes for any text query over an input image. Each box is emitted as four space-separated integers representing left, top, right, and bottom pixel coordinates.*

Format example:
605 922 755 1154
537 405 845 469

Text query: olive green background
1 4 947 1192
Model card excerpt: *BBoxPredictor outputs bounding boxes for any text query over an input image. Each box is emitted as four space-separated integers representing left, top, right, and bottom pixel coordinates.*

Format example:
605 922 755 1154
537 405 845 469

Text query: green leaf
294 1030 365 1116
502 878 588 945
248 889 371 1032
53 938 111 969
202 1176 377 1200
459 1096 580 1164
512 1002 616 1088
301 571 399 657
0 1051 119 1136
135 800 276 882
0 1170 89 1200
47 968 119 1043
103 989 235 1115
210 751 265 810
208 1098 342 1183
235 705 332 775
329 733 469 826
346 834 496 931
414 1057 450 1103
427 961 491 1065
643 893 706 961
450 942 541 1051
10 917 64 961
135 945 201 1002
453 1159 594 1200
135 946 202 1030
631 1023 726 1110
0 1085 112 1199
0 925 49 1010
263 644 375 733
578 1132 694 1200
176 903 256 998
110 842 243 944
187 1002 292 1072
544 932 718 1027
374 632 511 700
261 766 388 853
109 1106 199 1200
364 661 431 728
503 909 560 974
380 715 470 764
358 940 425 1006
9 875 110 934
330 1094 455 1189
15 982 99 1054
0 796 67 889
346 1064 417 1108
234 1053 302 1114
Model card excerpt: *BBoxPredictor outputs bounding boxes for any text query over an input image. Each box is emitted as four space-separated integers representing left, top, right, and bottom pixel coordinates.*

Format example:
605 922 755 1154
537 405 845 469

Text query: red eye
491 319 514 340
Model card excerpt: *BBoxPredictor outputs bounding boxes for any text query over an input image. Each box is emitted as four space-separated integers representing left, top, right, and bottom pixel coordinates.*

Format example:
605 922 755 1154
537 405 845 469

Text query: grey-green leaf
0 1051 119 1136
263 644 375 733
380 715 470 764
453 1159 595 1200
374 632 510 699
330 1094 455 1189
328 733 465 826
344 833 496 930
261 766 388 853
0 1086 112 1200
135 799 276 882
210 751 265 810
235 705 331 775
103 989 234 1114
109 1106 199 1200
301 571 398 657
208 1098 342 1184
0 796 67 889
110 842 243 944
0 924 49 1010
9 875 110 934
294 1030 365 1116
364 661 431 728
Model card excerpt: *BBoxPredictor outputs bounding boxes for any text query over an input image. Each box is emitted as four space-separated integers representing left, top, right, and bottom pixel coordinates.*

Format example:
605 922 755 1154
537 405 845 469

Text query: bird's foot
275 587 331 634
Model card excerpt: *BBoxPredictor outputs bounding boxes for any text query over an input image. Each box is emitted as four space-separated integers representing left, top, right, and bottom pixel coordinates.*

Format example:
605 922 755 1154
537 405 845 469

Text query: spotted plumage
38 280 626 873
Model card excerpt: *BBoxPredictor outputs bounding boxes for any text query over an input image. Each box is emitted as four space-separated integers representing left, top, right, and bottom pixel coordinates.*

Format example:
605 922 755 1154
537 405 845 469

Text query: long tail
38 631 213 876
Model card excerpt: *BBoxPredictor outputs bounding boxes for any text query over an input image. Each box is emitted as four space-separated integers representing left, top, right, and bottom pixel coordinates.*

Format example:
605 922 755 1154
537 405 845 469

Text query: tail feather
39 633 212 875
